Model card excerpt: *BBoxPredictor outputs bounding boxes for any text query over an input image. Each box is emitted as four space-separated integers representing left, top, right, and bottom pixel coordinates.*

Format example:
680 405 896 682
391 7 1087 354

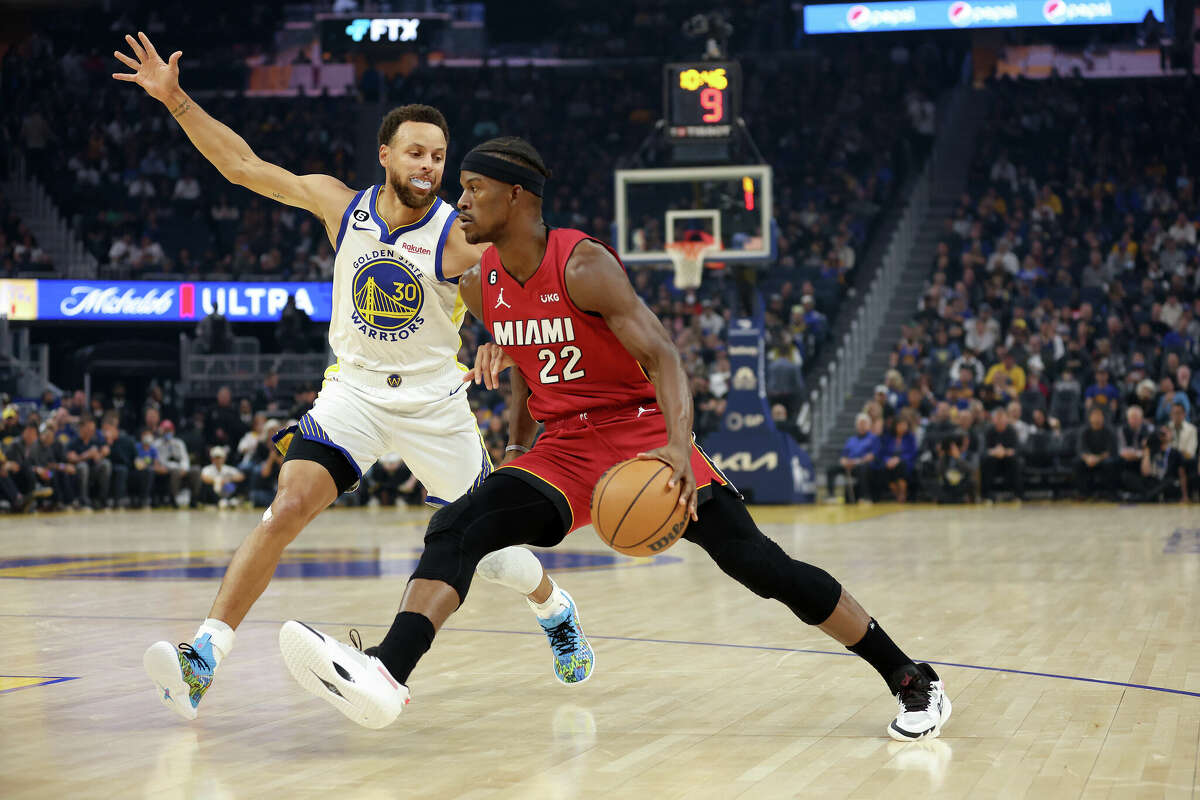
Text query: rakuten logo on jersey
846 4 916 30
1043 0 1113 23
948 1 1018 26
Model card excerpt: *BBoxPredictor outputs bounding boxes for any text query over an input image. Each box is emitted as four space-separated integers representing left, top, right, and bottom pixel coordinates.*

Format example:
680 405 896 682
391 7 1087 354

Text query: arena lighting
803 0 1163 33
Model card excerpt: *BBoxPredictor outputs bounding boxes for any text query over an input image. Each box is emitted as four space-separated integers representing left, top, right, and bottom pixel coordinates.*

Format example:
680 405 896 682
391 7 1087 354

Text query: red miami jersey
480 228 656 422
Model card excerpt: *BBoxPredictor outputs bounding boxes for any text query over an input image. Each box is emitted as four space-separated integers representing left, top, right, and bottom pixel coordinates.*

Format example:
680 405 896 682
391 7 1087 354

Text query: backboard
614 164 774 265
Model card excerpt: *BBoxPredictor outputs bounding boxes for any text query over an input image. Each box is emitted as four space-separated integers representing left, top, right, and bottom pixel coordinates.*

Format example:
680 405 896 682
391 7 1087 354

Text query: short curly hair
378 105 449 148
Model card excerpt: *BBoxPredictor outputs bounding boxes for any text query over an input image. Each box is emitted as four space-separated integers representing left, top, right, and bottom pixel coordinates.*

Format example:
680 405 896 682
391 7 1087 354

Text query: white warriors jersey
327 185 465 374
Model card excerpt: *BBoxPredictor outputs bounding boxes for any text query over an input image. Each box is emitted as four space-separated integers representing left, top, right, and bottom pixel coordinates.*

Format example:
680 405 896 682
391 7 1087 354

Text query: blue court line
0 675 79 695
2 612 1198 700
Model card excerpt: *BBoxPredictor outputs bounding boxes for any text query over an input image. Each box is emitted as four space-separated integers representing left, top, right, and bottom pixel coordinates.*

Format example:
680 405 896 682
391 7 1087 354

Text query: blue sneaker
535 589 595 685
143 635 217 720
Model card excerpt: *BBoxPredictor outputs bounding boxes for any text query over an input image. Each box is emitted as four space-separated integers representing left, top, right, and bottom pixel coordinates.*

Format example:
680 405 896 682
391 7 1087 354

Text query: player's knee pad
476 546 544 596
410 495 480 602
685 489 842 625
705 534 841 625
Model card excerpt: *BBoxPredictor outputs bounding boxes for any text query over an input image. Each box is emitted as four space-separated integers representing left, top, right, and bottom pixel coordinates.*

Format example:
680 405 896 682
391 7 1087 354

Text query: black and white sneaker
887 663 951 742
278 621 409 729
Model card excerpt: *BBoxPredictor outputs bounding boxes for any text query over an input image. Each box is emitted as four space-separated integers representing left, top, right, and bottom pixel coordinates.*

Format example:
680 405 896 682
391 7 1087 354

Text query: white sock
528 580 569 620
194 618 236 667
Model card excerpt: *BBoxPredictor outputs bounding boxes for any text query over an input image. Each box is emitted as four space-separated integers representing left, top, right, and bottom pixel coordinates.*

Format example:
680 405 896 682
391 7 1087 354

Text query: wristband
505 444 531 454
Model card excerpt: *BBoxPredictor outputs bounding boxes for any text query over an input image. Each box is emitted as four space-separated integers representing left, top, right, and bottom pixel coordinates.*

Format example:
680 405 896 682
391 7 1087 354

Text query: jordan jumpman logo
494 288 511 309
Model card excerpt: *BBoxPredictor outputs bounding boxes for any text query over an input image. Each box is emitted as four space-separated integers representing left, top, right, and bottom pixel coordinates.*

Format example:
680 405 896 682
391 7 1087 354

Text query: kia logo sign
847 4 871 28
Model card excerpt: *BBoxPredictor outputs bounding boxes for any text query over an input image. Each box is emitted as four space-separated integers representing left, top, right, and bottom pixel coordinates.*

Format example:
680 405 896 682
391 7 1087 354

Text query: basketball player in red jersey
280 138 952 741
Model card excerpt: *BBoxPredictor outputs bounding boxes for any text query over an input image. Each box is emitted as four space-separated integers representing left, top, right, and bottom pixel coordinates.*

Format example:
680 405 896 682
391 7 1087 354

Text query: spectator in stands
194 311 234 355
1125 425 1187 503
826 413 879 502
200 446 243 509
1117 405 1155 485
250 440 283 508
1166 400 1197 479
1075 407 1116 500
154 419 193 508
275 294 317 353
772 403 803 444
1156 378 1193 425
132 427 162 508
8 423 55 509
980 407 1022 502
67 416 111 509
766 332 804 416
101 416 139 508
950 349 985 386
253 370 286 415
878 415 917 503
1084 366 1120 418
985 346 1026 395
0 443 29 512
205 385 246 448
365 453 423 507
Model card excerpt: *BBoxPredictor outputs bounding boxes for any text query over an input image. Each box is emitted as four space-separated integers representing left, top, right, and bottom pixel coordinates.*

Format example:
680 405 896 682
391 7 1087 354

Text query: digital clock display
664 61 741 140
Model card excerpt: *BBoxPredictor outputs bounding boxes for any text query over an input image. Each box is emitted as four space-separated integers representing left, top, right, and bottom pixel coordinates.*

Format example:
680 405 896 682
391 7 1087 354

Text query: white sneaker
887 663 952 741
278 620 409 729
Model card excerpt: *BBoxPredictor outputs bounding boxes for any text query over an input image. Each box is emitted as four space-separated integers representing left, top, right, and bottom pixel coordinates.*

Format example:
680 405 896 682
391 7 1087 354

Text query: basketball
590 458 690 557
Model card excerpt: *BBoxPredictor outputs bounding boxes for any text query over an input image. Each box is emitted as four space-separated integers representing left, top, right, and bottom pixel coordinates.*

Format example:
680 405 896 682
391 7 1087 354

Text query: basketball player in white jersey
114 32 594 721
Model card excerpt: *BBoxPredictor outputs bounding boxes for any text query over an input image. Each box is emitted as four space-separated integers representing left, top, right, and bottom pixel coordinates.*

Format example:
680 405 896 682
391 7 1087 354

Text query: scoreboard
663 61 741 141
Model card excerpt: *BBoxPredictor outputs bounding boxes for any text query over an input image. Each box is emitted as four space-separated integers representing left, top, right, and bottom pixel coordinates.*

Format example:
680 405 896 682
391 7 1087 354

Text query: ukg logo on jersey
846 3 916 30
1043 0 1113 23
948 1 1018 26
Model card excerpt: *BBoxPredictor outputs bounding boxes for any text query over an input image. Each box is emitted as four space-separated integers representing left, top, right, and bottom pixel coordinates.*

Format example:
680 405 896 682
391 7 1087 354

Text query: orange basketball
590 458 690 557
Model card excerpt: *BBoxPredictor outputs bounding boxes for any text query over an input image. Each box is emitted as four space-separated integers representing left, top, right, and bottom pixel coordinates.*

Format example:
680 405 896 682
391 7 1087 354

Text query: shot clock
663 61 741 141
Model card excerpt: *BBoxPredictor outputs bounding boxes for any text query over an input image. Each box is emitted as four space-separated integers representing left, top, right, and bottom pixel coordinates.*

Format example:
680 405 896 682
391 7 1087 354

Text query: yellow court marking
0 676 73 693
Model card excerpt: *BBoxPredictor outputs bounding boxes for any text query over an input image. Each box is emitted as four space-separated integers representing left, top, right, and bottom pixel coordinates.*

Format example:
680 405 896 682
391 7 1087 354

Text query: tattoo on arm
170 99 192 119
271 192 285 200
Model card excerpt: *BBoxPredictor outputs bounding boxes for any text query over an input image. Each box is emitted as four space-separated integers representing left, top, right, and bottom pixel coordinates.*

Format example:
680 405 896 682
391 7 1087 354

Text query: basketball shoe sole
278 620 409 730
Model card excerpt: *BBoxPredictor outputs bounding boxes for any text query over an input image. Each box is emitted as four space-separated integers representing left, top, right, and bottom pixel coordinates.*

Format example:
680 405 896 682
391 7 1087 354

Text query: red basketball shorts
497 402 730 532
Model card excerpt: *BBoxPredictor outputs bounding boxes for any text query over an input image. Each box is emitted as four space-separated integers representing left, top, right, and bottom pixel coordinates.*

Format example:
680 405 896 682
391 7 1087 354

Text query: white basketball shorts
273 359 491 505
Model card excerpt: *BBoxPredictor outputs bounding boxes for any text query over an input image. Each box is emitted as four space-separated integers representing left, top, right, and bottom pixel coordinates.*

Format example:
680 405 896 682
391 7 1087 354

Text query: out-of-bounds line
2 612 1198 700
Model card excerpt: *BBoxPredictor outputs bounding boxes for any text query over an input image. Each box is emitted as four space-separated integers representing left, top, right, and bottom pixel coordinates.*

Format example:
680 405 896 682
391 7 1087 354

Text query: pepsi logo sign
845 3 917 29
947 1 1019 25
1042 0 1067 21
1042 0 1113 22
847 4 871 29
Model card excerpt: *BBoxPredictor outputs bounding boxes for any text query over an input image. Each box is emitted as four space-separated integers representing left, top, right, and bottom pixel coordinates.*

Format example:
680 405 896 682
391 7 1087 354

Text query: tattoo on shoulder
271 192 285 200
170 99 192 119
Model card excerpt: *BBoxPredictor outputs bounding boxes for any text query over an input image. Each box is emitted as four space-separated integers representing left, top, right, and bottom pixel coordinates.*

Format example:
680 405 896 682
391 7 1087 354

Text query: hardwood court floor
1 502 1198 799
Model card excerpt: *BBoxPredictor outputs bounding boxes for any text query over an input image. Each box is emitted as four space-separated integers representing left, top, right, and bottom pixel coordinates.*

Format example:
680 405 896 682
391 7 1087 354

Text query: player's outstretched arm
113 32 352 234
439 219 490 280
564 241 699 519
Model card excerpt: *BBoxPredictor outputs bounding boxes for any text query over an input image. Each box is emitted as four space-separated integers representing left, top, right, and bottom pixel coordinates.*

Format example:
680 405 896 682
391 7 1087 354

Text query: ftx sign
346 18 421 42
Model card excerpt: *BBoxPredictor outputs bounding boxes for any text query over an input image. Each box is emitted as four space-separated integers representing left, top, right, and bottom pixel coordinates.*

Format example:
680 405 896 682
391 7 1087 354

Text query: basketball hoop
666 240 718 289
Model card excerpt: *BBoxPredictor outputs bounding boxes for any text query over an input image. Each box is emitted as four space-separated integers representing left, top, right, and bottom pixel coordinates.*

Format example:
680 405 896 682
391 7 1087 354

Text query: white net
666 242 717 289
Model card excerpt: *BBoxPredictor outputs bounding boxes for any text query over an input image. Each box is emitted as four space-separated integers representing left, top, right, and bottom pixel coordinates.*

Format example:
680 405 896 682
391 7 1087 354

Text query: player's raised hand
465 342 516 390
637 443 699 521
112 32 182 104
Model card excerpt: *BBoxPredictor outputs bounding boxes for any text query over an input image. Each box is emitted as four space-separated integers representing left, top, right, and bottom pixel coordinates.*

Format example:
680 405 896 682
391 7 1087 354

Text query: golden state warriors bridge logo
350 252 426 340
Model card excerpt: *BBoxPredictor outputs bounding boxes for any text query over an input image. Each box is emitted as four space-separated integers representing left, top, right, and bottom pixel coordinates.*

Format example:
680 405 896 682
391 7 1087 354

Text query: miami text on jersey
491 317 577 347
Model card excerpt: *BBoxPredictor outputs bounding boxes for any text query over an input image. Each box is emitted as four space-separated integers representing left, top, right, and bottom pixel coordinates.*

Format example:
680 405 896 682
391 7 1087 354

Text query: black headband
460 151 545 197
